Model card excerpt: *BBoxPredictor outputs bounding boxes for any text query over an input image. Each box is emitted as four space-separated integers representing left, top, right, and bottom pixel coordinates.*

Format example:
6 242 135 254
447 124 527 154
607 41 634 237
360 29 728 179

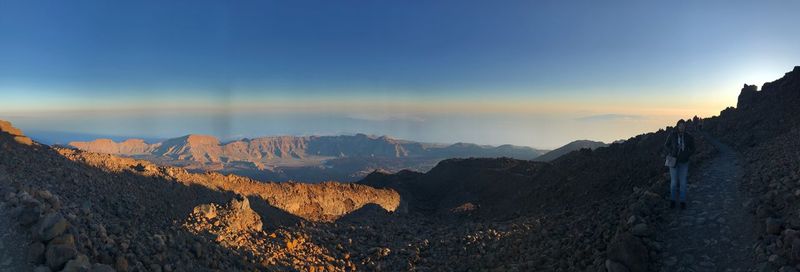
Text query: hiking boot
680 202 686 209
670 201 676 209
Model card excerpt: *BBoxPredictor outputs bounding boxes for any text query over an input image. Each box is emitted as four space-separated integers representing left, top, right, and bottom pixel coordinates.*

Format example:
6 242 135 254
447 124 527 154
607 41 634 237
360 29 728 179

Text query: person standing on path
663 119 695 209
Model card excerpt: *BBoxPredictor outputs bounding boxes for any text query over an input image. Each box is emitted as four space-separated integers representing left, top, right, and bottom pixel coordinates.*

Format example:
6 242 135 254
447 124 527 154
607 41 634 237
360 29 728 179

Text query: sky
1 0 799 148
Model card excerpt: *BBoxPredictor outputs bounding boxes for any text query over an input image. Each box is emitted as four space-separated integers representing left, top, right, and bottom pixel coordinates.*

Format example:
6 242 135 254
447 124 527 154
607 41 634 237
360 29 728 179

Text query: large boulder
18 204 43 226
45 244 77 270
36 212 68 241
227 195 262 232
61 254 91 272
193 203 217 220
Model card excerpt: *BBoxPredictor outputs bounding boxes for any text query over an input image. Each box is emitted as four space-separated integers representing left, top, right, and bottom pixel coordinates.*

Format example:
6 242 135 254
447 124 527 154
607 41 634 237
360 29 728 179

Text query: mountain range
68 133 580 182
69 133 549 162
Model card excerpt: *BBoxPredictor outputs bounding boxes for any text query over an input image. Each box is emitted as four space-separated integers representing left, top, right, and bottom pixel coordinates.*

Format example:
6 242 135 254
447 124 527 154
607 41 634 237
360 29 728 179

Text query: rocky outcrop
184 195 264 242
0 120 33 145
709 66 800 148
55 147 401 222
737 84 759 110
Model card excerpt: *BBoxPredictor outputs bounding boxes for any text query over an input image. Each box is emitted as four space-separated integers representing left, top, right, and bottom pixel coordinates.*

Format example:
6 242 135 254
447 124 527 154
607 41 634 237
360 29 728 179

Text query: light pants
669 162 689 202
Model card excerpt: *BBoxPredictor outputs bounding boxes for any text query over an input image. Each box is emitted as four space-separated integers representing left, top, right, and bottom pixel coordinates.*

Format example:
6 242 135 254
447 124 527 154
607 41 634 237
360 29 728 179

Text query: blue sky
1 0 799 148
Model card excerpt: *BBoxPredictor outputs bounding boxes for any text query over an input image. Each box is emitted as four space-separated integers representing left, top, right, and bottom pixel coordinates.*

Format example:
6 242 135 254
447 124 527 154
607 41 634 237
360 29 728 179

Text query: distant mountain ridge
68 133 550 182
534 140 607 162
69 133 548 163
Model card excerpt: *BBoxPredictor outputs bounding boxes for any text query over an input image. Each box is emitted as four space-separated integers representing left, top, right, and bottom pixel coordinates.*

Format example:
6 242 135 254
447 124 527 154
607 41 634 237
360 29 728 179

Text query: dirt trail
656 133 758 271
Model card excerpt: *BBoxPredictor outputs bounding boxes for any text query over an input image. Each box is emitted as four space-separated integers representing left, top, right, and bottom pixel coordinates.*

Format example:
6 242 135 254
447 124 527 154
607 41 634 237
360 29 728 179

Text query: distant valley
67 134 603 182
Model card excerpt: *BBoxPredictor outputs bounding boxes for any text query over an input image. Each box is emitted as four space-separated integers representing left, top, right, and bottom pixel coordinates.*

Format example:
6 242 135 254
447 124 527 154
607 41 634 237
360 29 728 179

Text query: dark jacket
663 131 695 163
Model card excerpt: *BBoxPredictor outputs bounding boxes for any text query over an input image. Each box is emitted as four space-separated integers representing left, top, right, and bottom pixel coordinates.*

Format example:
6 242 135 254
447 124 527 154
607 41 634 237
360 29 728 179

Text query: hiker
663 119 695 209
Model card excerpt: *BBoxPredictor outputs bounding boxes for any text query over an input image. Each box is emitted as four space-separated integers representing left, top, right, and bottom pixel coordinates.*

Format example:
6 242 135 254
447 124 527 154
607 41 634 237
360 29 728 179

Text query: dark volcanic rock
45 244 77 270
607 233 649 272
27 242 46 264
767 217 783 235
737 84 759 110
36 212 68 241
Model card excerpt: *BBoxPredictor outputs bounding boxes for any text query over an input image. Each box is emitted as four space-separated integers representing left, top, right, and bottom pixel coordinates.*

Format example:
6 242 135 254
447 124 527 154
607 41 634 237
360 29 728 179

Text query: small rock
48 234 75 248
115 256 129 272
605 259 630 272
770 254 787 265
757 205 774 218
194 204 217 219
631 223 649 237
28 242 46 264
626 215 638 225
792 238 800 262
768 218 784 235
192 242 202 257
33 266 51 272
663 256 677 266
758 262 777 272
91 263 115 272
61 254 91 272
699 261 715 267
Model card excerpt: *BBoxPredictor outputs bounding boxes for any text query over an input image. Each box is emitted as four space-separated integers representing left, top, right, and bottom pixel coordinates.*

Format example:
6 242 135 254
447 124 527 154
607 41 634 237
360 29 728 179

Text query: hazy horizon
2 1 799 149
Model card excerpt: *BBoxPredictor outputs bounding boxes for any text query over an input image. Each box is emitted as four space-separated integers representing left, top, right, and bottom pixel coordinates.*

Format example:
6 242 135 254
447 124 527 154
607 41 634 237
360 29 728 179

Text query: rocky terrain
701 66 800 271
2 66 799 272
55 148 400 222
68 134 548 183
1 114 717 271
